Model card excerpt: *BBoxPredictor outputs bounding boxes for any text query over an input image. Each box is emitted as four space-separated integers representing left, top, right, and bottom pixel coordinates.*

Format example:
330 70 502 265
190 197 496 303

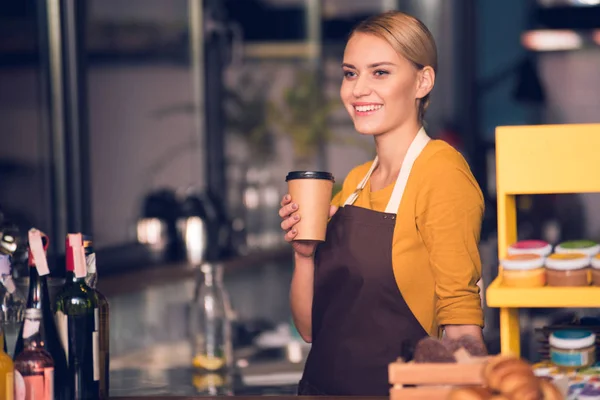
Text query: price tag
29 229 50 276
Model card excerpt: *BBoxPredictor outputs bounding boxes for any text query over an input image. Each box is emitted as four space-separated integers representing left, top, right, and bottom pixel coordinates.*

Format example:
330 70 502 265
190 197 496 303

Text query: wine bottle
83 236 109 399
14 229 70 400
14 308 55 400
0 323 14 400
54 233 100 399
1 253 26 358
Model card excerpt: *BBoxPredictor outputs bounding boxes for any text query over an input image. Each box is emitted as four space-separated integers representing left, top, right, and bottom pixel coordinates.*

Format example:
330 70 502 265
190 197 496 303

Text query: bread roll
539 379 564 400
486 358 533 391
448 386 495 400
413 337 456 363
508 380 542 400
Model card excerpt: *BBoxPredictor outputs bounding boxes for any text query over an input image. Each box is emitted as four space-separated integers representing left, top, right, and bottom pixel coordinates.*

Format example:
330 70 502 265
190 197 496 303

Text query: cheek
340 82 352 103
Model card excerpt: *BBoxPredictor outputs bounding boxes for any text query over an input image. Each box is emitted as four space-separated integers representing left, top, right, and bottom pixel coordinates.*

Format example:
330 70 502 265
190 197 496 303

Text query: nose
352 75 371 98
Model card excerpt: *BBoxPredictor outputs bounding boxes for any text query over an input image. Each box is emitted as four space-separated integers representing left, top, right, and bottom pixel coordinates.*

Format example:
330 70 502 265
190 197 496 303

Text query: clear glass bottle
14 308 55 400
0 253 26 357
190 263 233 395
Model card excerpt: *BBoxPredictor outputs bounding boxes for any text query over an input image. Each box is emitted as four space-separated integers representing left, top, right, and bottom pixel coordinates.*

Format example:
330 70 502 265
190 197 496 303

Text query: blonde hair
350 11 438 122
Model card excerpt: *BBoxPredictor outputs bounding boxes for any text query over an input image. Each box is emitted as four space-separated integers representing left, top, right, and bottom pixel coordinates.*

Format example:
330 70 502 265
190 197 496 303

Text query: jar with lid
501 254 546 287
545 253 590 287
555 240 600 257
550 330 596 369
507 240 552 257
591 254 600 286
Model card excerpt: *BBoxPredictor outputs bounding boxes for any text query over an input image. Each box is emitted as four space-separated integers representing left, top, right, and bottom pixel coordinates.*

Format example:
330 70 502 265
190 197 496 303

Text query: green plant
268 68 340 168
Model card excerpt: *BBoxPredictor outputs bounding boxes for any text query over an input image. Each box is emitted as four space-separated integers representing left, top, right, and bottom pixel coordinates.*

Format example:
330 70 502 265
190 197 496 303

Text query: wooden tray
389 355 488 400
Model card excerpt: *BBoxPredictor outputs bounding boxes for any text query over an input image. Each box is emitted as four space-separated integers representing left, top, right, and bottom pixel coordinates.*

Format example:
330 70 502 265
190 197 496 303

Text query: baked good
443 335 489 357
539 379 563 400
448 386 495 400
413 336 456 363
485 358 534 391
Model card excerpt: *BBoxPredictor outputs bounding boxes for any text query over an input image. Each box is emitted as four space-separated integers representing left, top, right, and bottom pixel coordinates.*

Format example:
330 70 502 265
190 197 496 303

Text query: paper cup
286 171 335 242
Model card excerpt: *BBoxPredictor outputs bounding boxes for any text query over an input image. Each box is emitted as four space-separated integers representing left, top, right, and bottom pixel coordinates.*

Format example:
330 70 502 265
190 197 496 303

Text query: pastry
448 386 495 400
413 336 456 363
539 379 564 400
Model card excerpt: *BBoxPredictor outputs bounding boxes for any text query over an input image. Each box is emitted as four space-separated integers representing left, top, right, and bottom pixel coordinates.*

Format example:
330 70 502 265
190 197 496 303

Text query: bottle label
94 308 99 332
86 252 97 274
14 370 24 400
55 311 69 363
6 371 14 400
45 367 54 400
93 331 100 381
22 368 53 400
23 319 40 339
28 229 50 276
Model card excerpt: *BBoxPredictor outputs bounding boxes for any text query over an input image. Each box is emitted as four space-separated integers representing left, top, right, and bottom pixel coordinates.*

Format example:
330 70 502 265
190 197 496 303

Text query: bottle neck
201 263 223 287
65 270 86 284
27 264 48 308
22 318 44 350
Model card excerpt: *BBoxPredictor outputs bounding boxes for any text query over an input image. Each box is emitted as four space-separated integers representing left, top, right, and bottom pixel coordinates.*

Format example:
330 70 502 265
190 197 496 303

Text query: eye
343 70 357 79
374 69 389 77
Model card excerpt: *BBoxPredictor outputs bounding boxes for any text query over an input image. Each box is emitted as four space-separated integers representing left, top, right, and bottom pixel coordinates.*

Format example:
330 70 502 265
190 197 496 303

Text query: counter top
98 246 291 296
112 397 387 399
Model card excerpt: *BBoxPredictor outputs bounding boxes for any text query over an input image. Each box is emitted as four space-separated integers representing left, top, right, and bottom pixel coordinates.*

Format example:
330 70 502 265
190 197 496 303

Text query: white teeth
355 104 383 112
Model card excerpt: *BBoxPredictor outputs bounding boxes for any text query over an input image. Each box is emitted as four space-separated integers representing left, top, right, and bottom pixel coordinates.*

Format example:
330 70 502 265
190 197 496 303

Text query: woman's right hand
279 194 337 258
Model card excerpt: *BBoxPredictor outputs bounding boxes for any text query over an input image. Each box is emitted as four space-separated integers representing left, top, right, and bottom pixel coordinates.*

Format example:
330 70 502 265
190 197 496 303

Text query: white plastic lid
545 253 590 270
555 240 600 257
591 255 600 270
501 254 545 270
550 330 596 350
508 240 552 257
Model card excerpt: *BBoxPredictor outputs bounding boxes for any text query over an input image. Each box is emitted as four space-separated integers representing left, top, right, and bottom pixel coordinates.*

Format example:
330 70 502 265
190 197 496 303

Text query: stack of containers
500 239 600 288
500 239 600 372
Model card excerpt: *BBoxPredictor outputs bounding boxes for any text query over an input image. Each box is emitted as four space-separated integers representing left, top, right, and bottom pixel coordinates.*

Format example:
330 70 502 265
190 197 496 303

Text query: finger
329 205 339 218
280 194 291 207
281 214 300 231
278 202 299 219
284 228 297 242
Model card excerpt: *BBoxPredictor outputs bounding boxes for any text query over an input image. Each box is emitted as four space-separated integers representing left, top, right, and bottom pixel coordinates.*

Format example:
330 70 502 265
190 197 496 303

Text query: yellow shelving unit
486 123 600 357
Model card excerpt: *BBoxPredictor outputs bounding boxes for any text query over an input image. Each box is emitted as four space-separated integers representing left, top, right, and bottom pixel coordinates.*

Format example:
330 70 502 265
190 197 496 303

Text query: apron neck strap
343 127 431 213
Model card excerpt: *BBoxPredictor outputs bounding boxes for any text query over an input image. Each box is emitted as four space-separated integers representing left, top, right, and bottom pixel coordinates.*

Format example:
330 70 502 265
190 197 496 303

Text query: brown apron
298 128 431 396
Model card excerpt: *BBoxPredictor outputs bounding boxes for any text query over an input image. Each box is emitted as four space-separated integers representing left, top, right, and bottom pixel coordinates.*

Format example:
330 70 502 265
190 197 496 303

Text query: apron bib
299 128 431 396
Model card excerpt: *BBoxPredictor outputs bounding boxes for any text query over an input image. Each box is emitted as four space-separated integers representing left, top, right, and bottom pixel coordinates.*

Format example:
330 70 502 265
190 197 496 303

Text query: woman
279 11 485 396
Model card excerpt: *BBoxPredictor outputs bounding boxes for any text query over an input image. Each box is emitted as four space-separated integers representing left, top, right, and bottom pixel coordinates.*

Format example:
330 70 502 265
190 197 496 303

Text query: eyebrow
342 62 396 69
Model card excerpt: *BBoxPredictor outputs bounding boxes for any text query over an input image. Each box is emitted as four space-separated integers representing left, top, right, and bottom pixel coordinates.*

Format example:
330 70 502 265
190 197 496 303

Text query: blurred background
0 0 599 396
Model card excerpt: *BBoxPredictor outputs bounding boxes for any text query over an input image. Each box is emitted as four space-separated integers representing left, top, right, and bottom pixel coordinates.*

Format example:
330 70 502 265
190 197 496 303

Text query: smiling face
340 32 433 136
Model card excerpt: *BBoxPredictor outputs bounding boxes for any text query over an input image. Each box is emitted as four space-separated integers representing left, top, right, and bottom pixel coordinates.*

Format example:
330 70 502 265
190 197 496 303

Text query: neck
66 270 85 283
373 120 422 176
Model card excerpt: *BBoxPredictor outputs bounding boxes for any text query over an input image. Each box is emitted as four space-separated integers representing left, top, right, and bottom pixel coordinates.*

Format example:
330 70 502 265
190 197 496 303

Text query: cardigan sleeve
415 151 485 327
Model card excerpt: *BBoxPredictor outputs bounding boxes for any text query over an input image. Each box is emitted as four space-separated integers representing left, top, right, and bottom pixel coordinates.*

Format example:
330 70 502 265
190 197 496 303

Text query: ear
416 66 435 100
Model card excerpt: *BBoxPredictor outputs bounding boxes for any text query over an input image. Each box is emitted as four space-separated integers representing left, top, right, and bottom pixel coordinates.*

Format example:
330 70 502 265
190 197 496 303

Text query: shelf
486 276 600 308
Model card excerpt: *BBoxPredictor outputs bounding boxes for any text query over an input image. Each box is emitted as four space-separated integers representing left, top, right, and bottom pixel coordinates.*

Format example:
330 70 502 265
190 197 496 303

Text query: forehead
343 32 401 65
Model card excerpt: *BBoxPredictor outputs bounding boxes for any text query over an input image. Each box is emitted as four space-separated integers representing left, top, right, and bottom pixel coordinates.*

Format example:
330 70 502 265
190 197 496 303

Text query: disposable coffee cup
286 171 335 242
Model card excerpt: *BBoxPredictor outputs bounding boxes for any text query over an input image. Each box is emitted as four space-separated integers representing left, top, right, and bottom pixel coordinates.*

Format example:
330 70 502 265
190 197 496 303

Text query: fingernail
291 229 297 234
285 194 290 200
294 214 300 220
292 203 298 210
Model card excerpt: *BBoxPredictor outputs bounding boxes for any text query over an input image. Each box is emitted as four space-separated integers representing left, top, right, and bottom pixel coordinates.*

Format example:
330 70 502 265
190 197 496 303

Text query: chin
353 123 384 136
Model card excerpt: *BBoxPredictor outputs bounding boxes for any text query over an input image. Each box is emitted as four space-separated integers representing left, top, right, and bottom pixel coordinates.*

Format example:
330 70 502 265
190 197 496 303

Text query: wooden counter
112 397 387 399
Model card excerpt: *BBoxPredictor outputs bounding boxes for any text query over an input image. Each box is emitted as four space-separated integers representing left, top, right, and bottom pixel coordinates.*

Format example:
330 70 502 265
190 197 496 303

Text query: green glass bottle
54 233 99 399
